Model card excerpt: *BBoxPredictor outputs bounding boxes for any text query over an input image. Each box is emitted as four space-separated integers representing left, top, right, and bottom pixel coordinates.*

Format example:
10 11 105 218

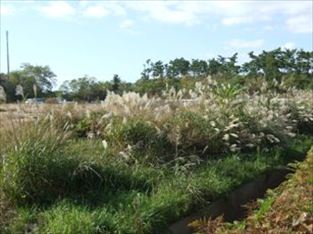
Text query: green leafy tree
152 60 165 78
112 74 121 94
141 59 153 80
20 63 56 91
280 49 297 74
190 59 209 77
0 73 16 102
167 57 190 78
226 53 240 77
207 58 222 75
242 49 282 80
7 64 56 98
295 50 313 74
61 76 102 101
241 52 261 76
263 49 282 80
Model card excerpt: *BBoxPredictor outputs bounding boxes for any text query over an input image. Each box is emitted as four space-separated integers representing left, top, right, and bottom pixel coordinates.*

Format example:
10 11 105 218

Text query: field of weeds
1 78 313 233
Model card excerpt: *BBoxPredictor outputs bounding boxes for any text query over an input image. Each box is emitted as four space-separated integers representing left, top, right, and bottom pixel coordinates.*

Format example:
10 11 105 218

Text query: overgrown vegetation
1 73 312 233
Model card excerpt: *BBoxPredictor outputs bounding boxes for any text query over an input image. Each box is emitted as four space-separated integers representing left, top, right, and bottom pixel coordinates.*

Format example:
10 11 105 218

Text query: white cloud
4 0 313 32
283 42 296 50
81 2 126 18
264 25 274 31
37 1 75 18
79 0 90 8
226 39 264 49
0 5 15 16
83 5 108 18
222 17 253 26
119 19 138 34
120 19 134 30
106 2 126 17
210 1 250 17
286 15 313 33
125 2 199 26
262 1 311 15
124 1 312 28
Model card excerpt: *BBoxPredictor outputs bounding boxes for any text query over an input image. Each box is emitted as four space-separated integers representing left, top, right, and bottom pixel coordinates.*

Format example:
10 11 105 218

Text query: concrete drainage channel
167 167 292 234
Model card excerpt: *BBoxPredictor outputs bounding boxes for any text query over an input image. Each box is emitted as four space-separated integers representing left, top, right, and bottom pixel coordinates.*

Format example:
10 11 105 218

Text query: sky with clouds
0 0 312 86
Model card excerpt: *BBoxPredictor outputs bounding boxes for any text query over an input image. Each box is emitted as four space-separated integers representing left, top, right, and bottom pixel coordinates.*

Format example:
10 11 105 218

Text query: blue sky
1 0 312 87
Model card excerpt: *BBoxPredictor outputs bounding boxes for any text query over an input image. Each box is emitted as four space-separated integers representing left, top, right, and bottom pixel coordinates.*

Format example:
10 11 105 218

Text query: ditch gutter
167 167 292 234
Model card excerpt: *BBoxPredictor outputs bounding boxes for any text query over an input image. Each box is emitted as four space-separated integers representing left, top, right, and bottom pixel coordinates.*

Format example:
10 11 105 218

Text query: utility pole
6 30 10 78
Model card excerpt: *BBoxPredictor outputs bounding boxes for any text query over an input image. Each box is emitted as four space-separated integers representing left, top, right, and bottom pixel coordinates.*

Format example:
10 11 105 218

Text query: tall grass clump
0 122 78 204
103 117 172 163
100 78 313 157
0 119 155 206
165 111 224 156
1 121 105 204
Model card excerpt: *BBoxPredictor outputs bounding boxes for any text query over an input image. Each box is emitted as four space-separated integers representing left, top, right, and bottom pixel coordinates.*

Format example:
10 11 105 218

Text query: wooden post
6 30 10 78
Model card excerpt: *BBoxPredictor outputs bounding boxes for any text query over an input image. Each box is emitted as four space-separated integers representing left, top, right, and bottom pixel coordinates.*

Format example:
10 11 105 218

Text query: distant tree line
59 74 132 101
0 48 312 103
141 48 312 80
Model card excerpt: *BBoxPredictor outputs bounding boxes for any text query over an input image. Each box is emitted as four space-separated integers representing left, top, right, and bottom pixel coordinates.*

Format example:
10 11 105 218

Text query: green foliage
60 74 133 102
190 59 209 77
242 48 313 80
60 76 108 101
0 123 154 206
1 123 312 233
134 78 167 96
104 118 171 162
254 195 276 220
167 57 190 78
1 47 312 103
166 111 223 155
120 120 157 146
73 111 108 137
0 73 15 102
4 207 38 234
1 47 313 233
37 201 114 234
282 73 313 90
8 64 55 99
1 125 85 204
112 74 122 94
213 83 244 99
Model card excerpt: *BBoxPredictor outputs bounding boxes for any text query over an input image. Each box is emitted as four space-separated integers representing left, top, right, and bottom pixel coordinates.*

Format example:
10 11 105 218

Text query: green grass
2 134 312 233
